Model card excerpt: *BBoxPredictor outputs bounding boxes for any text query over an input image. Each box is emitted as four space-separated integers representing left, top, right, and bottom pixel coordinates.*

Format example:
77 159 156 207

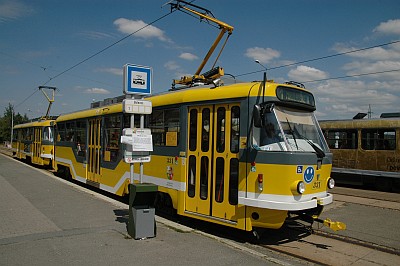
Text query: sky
1 0 400 120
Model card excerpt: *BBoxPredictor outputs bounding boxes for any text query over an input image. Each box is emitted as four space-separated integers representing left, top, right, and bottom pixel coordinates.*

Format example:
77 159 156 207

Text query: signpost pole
130 108 135 184
139 98 144 184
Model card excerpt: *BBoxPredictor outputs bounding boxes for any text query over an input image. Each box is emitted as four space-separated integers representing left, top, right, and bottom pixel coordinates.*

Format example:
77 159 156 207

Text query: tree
0 103 29 143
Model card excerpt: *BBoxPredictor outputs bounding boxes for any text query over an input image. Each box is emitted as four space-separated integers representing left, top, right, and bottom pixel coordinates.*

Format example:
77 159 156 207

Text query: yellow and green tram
12 118 55 168
320 117 400 191
54 80 338 233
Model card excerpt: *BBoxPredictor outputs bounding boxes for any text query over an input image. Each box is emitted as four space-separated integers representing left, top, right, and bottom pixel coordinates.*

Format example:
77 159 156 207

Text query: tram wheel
248 228 264 244
64 166 72 180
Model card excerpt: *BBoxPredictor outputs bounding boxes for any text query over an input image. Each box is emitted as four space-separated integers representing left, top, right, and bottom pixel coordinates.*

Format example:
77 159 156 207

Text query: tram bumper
238 192 333 211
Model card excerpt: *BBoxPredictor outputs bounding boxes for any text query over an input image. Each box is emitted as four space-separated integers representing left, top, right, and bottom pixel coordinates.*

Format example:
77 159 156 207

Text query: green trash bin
128 183 158 239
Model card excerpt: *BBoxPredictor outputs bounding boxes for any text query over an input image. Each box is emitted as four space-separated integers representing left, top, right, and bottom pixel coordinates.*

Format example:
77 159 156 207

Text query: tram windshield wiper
286 118 299 150
293 125 325 158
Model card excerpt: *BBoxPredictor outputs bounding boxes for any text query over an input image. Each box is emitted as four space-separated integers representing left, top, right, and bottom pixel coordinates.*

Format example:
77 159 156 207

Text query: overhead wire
0 51 50 71
15 89 40 109
301 68 400 83
42 11 177 86
11 1 191 112
235 39 400 78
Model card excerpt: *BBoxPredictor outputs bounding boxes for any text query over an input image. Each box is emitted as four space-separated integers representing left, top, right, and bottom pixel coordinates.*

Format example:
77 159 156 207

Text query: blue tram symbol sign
303 166 315 184
123 64 152 95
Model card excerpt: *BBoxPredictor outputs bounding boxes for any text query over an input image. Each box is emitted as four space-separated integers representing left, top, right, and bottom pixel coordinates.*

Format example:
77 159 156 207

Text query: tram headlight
297 181 306 194
327 178 335 189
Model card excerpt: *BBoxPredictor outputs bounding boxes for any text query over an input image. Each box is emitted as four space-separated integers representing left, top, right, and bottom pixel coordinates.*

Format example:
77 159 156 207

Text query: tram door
211 104 240 221
87 118 101 183
185 104 240 222
186 106 213 215
32 127 41 164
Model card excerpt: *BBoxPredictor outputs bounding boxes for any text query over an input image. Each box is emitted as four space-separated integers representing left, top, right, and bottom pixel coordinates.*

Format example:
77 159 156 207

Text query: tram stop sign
123 64 152 95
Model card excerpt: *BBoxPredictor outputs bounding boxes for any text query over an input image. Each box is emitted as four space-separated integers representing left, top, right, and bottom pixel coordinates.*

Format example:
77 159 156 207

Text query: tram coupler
314 217 346 231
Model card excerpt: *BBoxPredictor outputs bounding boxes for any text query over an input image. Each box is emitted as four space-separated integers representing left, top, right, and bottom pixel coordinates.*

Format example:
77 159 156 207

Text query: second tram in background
12 118 56 168
320 113 400 192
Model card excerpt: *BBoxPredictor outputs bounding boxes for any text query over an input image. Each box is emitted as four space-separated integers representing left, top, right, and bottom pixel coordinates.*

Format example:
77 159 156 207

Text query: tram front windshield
253 105 329 154
43 126 54 142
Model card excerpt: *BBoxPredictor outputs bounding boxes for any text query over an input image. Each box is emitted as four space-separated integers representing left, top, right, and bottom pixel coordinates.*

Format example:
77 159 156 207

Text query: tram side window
325 129 357 149
230 106 240 153
188 155 196 197
149 109 180 147
200 156 209 200
25 128 31 141
104 115 121 162
361 128 396 150
215 157 224 203
201 108 210 152
189 109 198 151
20 128 26 141
229 158 239 205
75 120 87 157
65 121 75 142
216 107 226 153
20 129 24 140
57 122 66 141
13 129 19 141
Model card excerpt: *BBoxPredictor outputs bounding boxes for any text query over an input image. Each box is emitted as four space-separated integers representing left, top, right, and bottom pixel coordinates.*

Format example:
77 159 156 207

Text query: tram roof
13 118 55 129
319 117 400 129
56 81 309 122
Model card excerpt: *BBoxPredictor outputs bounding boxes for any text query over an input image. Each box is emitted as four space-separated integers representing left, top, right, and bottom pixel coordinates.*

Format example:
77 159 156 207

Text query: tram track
312 229 400 256
250 187 400 265
333 186 400 203
252 222 400 266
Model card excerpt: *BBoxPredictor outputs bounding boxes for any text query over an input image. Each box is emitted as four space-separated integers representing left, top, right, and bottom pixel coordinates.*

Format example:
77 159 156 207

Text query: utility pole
368 104 373 119
10 104 14 148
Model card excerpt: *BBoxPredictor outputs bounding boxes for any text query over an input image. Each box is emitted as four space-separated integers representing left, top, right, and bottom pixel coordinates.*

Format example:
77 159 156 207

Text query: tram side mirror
254 103 274 127
253 105 262 128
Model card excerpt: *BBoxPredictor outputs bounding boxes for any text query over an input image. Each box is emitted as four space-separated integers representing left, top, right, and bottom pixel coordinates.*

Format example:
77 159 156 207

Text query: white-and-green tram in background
53 80 337 232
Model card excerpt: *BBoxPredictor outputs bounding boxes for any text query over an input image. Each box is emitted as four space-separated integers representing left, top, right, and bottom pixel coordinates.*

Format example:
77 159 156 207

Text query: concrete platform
0 153 300 266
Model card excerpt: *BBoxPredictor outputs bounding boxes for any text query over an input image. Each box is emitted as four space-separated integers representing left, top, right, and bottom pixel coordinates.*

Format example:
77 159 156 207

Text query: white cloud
79 31 114 40
114 18 170 42
331 42 400 86
288 65 328 82
164 61 180 71
343 60 400 81
0 0 34 22
313 80 399 119
83 88 111 94
179 52 198 61
373 19 400 35
244 47 280 64
333 42 400 61
96 68 123 76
